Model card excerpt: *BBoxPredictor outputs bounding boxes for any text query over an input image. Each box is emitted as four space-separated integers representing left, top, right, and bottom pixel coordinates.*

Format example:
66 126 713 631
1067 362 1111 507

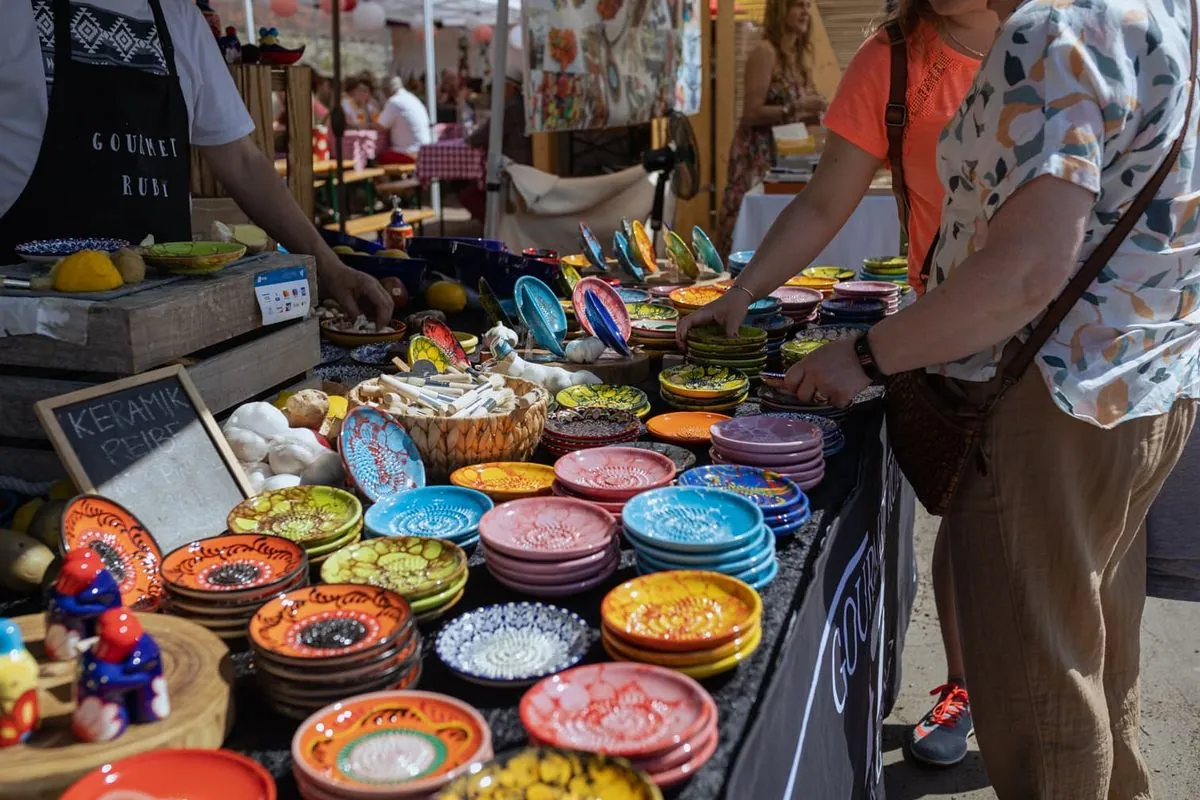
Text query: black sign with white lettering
35 366 249 549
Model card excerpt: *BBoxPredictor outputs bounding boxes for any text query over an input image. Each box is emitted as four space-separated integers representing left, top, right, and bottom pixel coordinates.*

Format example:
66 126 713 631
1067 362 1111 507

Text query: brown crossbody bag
880 10 1198 515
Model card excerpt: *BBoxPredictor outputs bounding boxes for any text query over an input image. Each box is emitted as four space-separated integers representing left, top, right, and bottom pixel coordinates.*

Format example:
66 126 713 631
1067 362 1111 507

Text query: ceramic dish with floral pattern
601 570 762 652
449 462 556 501
668 285 726 310
227 486 362 545
319 536 468 602
658 364 749 400
340 406 426 503
478 497 616 562
555 384 649 415
250 584 411 662
61 495 164 611
435 602 591 687
625 302 678 321
160 534 307 598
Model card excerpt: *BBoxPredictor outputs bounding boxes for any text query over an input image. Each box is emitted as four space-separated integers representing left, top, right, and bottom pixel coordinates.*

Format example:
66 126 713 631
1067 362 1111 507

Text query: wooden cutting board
0 613 233 800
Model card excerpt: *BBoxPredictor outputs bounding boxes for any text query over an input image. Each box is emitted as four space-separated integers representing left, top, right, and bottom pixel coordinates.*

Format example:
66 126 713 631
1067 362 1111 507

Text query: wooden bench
381 163 416 177
377 178 421 195
324 208 436 238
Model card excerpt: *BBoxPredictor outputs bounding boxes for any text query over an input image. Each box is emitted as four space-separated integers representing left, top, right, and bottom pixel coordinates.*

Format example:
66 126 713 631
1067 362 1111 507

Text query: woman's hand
783 338 870 407
676 289 752 349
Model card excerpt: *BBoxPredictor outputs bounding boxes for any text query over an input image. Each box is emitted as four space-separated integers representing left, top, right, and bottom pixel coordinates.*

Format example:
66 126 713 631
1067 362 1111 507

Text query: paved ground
882 510 1200 798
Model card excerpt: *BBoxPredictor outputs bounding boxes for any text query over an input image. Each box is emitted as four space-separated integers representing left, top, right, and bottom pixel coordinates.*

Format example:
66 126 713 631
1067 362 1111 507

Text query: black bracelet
854 334 887 385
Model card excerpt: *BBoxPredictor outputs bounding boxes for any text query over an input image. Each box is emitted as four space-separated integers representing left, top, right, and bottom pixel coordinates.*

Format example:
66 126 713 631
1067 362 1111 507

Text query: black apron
0 0 192 262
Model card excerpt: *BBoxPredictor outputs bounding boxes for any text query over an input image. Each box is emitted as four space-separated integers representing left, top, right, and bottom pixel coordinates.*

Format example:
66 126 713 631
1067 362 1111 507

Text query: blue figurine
72 608 169 743
45 548 122 662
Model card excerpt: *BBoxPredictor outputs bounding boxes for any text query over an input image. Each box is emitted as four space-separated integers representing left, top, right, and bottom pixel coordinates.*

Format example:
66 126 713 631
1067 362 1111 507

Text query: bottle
383 197 414 252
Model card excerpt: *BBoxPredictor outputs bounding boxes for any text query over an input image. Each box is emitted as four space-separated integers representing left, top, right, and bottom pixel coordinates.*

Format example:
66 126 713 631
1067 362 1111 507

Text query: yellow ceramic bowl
602 622 763 679
802 266 856 281
449 462 556 500
454 331 480 353
601 570 762 652
658 364 749 400
784 275 839 292
599 620 758 666
226 486 362 545
668 285 726 309
560 253 591 270
437 747 663 800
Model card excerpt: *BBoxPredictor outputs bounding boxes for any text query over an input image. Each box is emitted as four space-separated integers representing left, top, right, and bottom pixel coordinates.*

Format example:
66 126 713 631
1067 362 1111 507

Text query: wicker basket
348 376 550 478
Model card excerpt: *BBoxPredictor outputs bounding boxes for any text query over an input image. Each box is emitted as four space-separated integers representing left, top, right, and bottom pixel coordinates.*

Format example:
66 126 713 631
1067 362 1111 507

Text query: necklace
942 25 987 59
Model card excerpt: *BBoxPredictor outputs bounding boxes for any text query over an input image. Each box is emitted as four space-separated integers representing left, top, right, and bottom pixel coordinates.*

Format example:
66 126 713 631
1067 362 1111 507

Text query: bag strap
999 0 1199 389
884 23 911 258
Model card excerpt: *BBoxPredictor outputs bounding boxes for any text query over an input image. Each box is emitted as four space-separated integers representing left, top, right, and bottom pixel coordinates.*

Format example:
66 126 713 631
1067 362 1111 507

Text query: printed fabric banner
521 0 701 133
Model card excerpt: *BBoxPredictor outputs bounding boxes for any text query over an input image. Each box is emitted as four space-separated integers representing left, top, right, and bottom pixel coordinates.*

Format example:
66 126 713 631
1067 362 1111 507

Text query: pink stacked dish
551 446 677 516
832 280 901 315
709 415 826 490
480 497 621 598
769 286 823 323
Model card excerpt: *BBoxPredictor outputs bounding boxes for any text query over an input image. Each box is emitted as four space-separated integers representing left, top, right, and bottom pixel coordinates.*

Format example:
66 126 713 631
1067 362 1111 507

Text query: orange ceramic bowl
61 748 276 800
160 534 307 599
61 494 164 612
249 584 412 663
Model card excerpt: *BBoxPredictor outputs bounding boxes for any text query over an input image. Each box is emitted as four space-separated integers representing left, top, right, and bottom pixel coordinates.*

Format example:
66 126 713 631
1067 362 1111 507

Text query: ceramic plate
572 277 631 340
408 335 451 372
634 527 775 576
142 241 246 274
422 318 470 368
15 237 130 264
665 230 698 278
607 621 763 682
350 342 397 367
668 285 725 309
645 412 730 444
554 446 676 500
620 486 763 552
160 534 306 595
292 690 491 794
584 292 633 357
363 486 493 539
61 749 276 800
803 266 856 281
613 230 646 281
515 276 567 337
340 406 426 502
320 536 468 600
710 442 821 468
625 302 678 321
623 442 698 472
556 384 649 414
438 747 662 800
449 462 556 500
676 465 804 510
250 584 410 660
578 222 607 271
616 287 651 304
478 276 514 328
658 364 748 400
436 602 591 686
227 486 362 545
769 286 823 308
686 324 766 345
479 497 615 561
518 292 567 358
727 251 754 271
520 663 710 757
710 415 823 454
658 391 749 414
602 570 762 652
543 407 642 442
784 275 839 292
61 495 164 611
630 220 657 273
627 523 772 569
691 226 723 274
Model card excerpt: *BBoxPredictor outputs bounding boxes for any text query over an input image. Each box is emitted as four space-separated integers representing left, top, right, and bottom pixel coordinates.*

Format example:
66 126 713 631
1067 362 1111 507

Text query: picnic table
415 138 487 186
273 158 354 177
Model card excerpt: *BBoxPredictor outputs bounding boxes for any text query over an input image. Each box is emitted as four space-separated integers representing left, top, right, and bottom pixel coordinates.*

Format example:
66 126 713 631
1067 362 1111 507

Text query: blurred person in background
375 75 432 165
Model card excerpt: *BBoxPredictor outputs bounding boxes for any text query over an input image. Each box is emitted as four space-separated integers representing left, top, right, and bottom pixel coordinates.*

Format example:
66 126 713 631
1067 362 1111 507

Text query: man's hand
318 260 394 329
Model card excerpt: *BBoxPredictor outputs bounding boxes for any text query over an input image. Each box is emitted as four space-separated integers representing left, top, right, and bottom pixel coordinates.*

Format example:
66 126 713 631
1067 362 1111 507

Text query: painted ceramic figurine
45 549 122 662
73 609 169 743
0 618 38 747
218 26 242 65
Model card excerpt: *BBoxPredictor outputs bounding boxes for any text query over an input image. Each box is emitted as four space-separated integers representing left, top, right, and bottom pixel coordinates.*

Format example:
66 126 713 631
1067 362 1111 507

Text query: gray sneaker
907 681 973 767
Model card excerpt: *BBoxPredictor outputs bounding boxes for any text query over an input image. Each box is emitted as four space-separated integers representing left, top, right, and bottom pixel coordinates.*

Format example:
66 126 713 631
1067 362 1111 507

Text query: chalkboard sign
35 365 251 553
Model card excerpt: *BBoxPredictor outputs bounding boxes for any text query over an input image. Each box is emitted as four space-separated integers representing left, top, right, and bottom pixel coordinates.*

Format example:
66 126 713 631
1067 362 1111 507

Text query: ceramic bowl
685 323 766 345
573 276 631 340
250 584 411 663
710 441 823 467
483 538 619 579
601 570 762 652
489 564 617 598
160 534 307 598
631 220 657 272
634 526 776 577
620 486 763 553
616 287 652 304
488 538 619 586
61 495 164 611
803 265 856 281
622 442 698 472
363 486 493 540
625 301 679 321
668 285 726 309
645 411 730 444
691 226 723 273
16 236 129 264
422 317 470 368
710 415 823 455
62 749 276 800
340 406 426 502
515 275 567 336
613 230 646 281
606 620 765 681
543 407 642 442
436 602 591 687
479 497 616 562
676 465 805 510
227 486 362 546
320 536 468 601
437 747 663 800
449 462 556 501
553 446 676 501
550 481 629 514
658 364 749 401
598 621 757 668
555 384 649 415
665 229 699 278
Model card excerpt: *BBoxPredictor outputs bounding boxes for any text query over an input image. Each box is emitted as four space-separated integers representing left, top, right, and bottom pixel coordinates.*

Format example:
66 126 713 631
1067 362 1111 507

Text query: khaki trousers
941 369 1196 799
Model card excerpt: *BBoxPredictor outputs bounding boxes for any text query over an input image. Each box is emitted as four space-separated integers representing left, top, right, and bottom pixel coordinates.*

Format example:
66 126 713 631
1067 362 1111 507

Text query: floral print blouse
928 0 1200 428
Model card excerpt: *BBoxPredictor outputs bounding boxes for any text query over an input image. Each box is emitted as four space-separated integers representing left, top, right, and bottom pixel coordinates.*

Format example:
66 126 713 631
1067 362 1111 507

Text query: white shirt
378 88 432 155
0 0 254 217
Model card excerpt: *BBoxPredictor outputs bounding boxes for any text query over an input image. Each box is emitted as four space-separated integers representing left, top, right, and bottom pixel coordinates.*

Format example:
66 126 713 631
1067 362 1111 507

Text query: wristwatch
853 334 887 385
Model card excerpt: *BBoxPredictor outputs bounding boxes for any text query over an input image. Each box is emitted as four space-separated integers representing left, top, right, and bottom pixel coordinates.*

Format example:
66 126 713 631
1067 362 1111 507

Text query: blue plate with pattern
728 250 755 275
634 525 775 574
743 558 778 590
15 237 130 264
339 406 426 502
584 290 631 357
435 602 591 687
518 293 567 357
613 230 645 281
747 297 783 316
319 341 349 366
615 287 651 304
364 486 494 539
578 222 607 271
769 506 812 538
350 342 396 366
677 465 805 511
621 486 764 552
691 226 724 274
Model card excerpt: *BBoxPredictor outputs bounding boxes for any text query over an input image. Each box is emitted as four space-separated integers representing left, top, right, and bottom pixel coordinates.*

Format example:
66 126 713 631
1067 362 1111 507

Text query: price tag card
254 266 310 325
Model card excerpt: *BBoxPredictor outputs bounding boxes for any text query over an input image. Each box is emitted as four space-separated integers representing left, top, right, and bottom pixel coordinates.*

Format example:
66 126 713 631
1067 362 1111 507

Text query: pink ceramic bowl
482 539 619 577
490 559 618 597
554 446 676 501
487 544 619 585
479 497 615 562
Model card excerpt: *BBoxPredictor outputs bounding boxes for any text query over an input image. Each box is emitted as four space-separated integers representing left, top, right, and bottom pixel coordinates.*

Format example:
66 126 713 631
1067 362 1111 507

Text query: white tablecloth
730 185 902 270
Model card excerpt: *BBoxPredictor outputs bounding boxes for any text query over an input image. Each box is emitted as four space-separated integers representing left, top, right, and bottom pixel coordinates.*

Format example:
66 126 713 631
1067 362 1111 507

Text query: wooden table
273 158 354 177
314 167 387 216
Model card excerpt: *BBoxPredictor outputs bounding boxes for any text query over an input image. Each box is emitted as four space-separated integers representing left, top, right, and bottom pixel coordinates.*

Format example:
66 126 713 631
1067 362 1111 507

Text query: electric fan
642 111 700 250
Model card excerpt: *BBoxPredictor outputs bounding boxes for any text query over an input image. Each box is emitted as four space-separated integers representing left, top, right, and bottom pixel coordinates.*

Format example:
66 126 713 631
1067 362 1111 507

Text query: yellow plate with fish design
409 335 450 371
556 384 650 415
601 570 762 652
449 462 556 501
658 364 749 400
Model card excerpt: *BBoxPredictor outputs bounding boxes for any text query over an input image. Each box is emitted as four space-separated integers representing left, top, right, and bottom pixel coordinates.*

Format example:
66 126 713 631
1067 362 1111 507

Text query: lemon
425 280 467 312
53 249 123 292
11 498 43 534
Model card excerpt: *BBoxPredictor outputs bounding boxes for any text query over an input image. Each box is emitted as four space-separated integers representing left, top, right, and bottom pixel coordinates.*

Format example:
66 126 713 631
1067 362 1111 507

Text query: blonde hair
763 0 813 77
874 0 938 35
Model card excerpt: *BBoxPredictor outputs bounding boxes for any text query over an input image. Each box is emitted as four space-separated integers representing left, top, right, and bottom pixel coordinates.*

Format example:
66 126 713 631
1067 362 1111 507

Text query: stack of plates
556 384 651 419
861 255 909 285
319 536 470 623
363 486 493 550
541 407 642 456
291 690 492 798
668 284 727 316
803 266 856 282
759 412 845 457
745 296 782 321
710 415 826 491
784 274 839 297
449 461 556 502
646 411 730 445
686 324 768 380
781 324 870 369
630 319 680 352
226 486 363 569
678 465 811 538
249 584 422 719
480 497 620 598
728 250 754 277
438 747 661 799
820 297 888 325
551 445 676 516
769 286 823 324
833 280 900 316
455 330 479 357
160 534 309 643
621 486 778 590
756 383 885 419
521 663 718 788
625 301 679 322
659 363 750 411
435 602 591 687
601 569 764 680
750 313 794 363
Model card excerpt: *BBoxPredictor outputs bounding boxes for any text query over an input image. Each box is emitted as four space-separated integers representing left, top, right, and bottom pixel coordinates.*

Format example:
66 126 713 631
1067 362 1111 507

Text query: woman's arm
741 44 791 127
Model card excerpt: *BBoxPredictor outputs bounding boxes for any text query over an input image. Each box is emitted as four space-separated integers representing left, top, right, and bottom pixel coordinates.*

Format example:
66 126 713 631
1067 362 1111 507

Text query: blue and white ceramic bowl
435 602 591 686
626 520 770 567
615 287 651 304
621 486 764 552
634 525 775 575
15 237 130 264
340 406 426 502
364 486 493 540
677 465 805 511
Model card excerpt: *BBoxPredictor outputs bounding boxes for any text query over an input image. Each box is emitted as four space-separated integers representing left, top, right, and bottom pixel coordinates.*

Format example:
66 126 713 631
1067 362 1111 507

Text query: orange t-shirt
822 22 982 292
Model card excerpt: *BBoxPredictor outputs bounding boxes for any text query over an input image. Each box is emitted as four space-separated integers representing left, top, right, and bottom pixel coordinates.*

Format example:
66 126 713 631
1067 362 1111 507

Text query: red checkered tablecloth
416 139 487 186
342 130 380 171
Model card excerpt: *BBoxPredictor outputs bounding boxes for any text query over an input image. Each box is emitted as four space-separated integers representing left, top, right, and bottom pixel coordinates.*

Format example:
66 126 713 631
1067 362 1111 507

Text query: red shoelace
927 683 970 726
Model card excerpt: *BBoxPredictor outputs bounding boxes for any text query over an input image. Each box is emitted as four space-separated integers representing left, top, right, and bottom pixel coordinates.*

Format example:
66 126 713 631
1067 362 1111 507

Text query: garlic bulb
224 427 269 463
226 402 290 440
484 323 518 349
564 337 606 364
268 441 321 475
262 474 302 491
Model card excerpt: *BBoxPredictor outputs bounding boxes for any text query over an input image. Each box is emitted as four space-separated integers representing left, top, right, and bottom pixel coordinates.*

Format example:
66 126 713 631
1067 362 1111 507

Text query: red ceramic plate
553 446 676 501
61 495 164 612
61 748 276 800
572 276 632 340
520 662 712 758
478 497 616 562
161 534 307 597
250 584 411 662
422 317 470 368
644 726 719 788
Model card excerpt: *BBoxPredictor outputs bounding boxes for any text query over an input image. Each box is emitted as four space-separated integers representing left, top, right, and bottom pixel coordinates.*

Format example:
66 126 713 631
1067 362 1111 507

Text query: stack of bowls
860 255 909 286
625 301 679 322
291 690 492 799
728 250 754 277
784 274 839 298
521 663 718 788
744 296 782 323
455 331 480 358
320 536 470 623
820 297 888 325
601 569 764 680
750 314 795 364
249 584 422 719
435 602 591 687
781 324 870 370
449 461 556 502
621 486 777 591
551 445 677 516
363 486 493 550
540 407 642 457
668 284 727 316
629 319 680 353
556 384 652 419
710 415 827 491
756 382 885 419
226 486 363 569
833 279 901 316
685 324 768 380
678 465 811 538
802 266 856 282
760 412 846 457
439 747 662 799
159 534 309 644
769 286 823 324
658 364 749 412
480 497 620 598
